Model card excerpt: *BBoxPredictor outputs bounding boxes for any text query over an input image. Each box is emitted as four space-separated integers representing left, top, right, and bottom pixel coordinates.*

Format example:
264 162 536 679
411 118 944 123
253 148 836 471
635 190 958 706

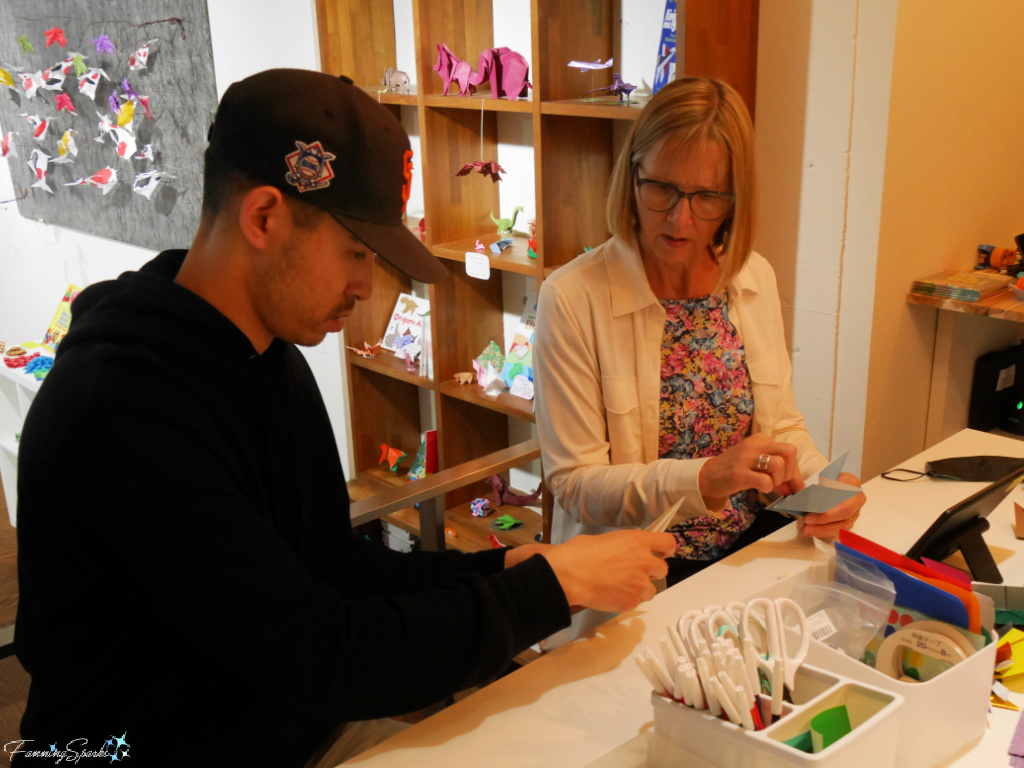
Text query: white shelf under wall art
0 357 46 527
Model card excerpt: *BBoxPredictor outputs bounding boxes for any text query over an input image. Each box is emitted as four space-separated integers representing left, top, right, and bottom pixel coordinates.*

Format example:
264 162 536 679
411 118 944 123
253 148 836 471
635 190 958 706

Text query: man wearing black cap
13 69 673 767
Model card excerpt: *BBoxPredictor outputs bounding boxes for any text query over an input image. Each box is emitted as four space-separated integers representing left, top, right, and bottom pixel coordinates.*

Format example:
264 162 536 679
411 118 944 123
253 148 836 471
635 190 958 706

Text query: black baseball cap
207 68 445 283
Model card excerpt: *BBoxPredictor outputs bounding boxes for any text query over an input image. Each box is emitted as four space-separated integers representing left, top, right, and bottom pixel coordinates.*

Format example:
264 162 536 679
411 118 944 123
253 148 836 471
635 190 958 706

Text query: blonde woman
535 78 864 587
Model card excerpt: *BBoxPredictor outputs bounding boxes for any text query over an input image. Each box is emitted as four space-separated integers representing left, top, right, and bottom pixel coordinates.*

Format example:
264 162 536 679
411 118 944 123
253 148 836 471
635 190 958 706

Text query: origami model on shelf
473 340 506 394
413 217 425 241
492 514 523 531
491 206 523 235
379 443 407 472
583 73 638 104
486 473 542 507
346 339 383 358
403 349 416 372
378 67 410 93
432 42 532 99
470 498 492 517
454 372 475 385
490 238 512 254
567 57 613 71
454 160 505 182
527 219 538 259
474 240 485 251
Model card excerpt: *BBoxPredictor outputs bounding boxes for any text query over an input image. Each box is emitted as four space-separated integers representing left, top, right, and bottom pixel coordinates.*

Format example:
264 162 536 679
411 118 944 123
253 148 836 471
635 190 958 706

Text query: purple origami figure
584 73 638 104
433 42 476 96
486 474 541 507
470 47 532 100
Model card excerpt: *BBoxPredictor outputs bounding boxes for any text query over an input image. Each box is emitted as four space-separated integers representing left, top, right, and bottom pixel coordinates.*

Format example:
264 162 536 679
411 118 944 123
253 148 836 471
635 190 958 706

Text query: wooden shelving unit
906 288 1024 323
317 0 759 550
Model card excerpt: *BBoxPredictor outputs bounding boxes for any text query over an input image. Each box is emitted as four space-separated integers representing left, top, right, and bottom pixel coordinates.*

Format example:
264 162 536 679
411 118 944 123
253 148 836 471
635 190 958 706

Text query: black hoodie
14 250 569 767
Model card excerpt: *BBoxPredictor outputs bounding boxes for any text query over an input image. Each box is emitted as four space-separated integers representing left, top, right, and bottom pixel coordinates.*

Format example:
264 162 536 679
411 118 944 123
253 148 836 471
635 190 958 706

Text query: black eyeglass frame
633 168 735 221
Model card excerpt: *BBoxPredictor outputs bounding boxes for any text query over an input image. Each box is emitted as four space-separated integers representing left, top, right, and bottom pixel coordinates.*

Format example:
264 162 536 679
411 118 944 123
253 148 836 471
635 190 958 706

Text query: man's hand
699 434 803 506
539 530 675 613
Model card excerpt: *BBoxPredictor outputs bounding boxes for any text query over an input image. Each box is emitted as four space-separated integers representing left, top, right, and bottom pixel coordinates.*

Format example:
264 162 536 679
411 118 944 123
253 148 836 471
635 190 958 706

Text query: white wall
0 0 352 473
755 0 897 477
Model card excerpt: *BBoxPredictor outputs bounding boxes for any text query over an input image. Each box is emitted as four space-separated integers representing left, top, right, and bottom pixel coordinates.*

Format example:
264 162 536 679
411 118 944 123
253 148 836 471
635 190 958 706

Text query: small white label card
509 374 535 400
465 252 491 280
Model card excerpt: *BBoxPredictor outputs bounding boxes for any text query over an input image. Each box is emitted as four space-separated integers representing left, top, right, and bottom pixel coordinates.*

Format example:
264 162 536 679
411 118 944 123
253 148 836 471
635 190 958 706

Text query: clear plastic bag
789 540 896 661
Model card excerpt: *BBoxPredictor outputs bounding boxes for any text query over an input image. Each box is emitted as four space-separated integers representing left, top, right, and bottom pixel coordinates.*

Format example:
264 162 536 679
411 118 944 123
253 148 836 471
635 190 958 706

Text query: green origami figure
492 514 522 531
72 53 88 76
17 33 35 54
490 206 523 235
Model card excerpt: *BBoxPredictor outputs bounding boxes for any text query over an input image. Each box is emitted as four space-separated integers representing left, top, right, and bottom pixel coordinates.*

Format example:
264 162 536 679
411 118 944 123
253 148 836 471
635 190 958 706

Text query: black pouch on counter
924 455 1024 482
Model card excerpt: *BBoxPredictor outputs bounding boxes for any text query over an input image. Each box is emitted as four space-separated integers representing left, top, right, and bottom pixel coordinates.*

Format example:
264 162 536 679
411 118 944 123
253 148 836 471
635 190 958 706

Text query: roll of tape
875 621 975 681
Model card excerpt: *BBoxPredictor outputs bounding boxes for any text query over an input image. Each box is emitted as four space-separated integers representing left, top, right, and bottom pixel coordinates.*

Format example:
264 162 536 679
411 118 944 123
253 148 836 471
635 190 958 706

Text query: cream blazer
534 236 828 544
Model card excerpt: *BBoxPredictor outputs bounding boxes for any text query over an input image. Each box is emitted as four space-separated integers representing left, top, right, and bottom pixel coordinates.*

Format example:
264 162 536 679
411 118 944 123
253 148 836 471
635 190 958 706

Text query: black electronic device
969 341 1024 433
906 464 1024 583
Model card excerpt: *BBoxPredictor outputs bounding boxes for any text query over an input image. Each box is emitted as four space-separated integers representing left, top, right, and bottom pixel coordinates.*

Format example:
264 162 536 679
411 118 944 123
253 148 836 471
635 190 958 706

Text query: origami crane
379 443 407 472
20 114 50 142
41 67 66 91
454 160 505 182
112 126 137 160
584 73 638 103
51 129 78 164
129 40 158 71
486 474 542 507
346 339 383 358
18 71 43 99
78 68 109 100
568 57 613 71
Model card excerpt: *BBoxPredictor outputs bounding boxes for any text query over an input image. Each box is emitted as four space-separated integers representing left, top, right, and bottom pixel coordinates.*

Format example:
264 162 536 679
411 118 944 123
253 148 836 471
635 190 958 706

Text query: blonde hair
606 78 756 289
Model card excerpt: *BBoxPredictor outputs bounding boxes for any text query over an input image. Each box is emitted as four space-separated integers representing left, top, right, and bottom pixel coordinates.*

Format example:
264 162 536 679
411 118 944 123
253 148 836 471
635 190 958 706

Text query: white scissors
739 597 810 694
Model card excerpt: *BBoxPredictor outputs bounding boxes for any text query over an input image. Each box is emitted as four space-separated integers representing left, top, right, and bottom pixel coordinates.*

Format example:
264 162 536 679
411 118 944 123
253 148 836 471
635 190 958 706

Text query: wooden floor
0 474 29 746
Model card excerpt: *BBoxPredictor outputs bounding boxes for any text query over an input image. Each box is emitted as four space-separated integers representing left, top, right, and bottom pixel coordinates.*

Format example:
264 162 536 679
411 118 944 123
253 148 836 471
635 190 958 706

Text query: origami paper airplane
128 40 158 71
1 132 16 159
51 129 78 163
346 339 383 358
65 166 118 195
379 443 407 472
767 450 862 516
78 69 109 100
454 160 505 182
27 149 53 193
44 27 68 49
568 57 613 71
20 114 50 141
18 71 43 99
132 170 175 200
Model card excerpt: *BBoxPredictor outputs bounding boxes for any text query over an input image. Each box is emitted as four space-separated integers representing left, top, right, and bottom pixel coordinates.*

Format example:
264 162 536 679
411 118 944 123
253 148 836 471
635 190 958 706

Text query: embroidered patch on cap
284 140 336 193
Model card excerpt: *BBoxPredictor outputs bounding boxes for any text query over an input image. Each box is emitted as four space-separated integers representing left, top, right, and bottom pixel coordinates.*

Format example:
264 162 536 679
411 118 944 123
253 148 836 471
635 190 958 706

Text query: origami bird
345 339 382 358
455 160 505 183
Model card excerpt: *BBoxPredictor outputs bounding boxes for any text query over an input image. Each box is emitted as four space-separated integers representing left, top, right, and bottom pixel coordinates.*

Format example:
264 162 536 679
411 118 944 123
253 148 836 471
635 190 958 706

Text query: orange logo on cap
401 150 413 213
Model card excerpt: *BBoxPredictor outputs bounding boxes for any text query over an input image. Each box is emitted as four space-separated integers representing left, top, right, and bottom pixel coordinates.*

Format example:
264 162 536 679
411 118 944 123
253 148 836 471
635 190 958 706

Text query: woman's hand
799 472 865 538
698 433 804 507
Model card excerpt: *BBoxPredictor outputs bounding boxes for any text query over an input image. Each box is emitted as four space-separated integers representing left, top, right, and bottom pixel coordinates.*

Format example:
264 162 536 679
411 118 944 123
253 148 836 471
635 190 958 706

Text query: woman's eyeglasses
634 170 734 221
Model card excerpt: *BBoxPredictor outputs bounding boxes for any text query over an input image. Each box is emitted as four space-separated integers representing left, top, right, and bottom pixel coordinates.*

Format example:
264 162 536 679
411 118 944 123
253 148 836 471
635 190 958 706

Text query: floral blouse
658 292 761 560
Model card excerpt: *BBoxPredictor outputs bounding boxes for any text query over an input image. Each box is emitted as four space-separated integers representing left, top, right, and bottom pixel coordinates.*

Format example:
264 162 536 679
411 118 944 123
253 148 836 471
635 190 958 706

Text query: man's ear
237 186 291 250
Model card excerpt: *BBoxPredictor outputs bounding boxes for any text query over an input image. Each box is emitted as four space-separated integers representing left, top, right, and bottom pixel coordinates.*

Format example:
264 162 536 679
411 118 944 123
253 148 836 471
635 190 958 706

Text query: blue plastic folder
835 542 970 629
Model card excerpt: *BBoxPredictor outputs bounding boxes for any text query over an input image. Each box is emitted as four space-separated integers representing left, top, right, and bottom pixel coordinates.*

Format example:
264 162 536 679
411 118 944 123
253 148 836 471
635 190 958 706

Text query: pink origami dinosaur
486 474 542 507
470 47 532 99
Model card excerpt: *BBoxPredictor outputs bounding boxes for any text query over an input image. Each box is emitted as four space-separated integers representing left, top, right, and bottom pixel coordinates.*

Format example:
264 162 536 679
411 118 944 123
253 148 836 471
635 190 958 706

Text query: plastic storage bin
649 663 903 768
746 571 998 768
